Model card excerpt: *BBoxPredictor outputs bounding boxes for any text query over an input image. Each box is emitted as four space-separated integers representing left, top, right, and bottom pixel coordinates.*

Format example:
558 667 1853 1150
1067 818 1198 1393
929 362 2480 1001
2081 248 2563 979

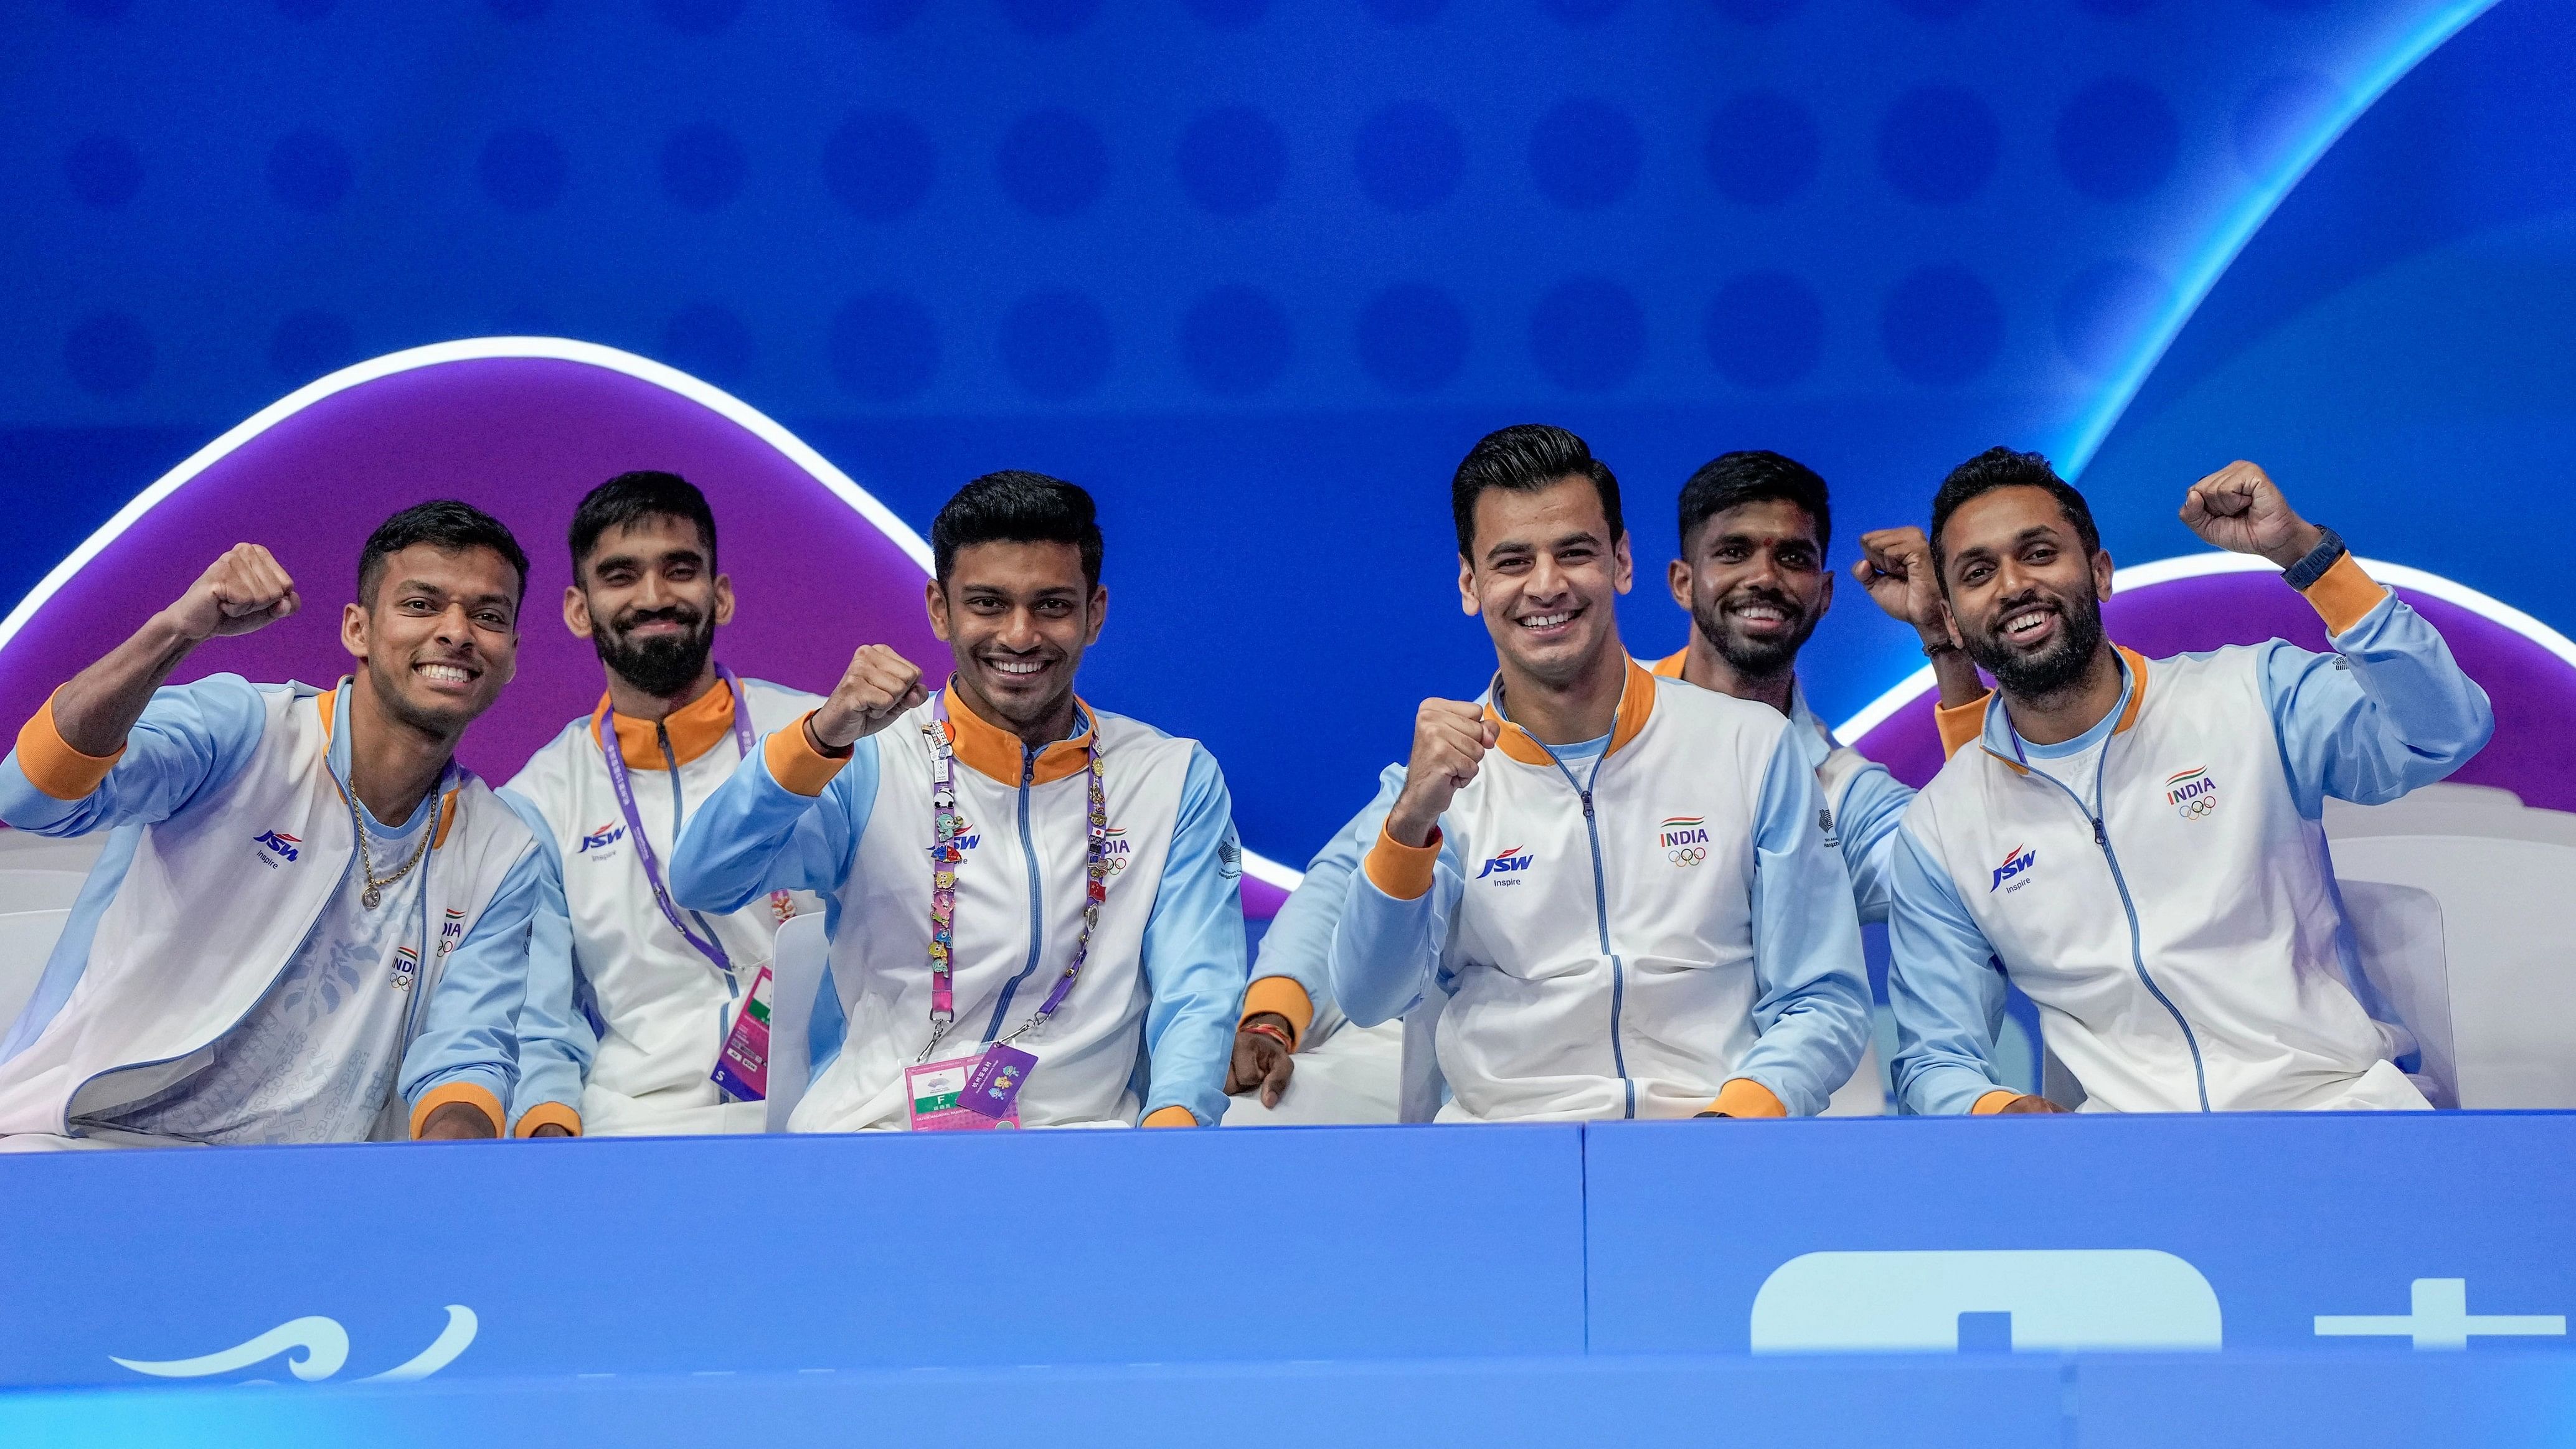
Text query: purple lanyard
919 689 1109 1062
599 664 757 980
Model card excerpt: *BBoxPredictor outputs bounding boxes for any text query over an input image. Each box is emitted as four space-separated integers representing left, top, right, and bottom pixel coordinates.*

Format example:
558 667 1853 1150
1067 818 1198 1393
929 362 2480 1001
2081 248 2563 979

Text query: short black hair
570 471 718 582
1928 446 2101 580
931 470 1103 588
1451 424 1624 557
1677 450 1831 555
357 499 530 607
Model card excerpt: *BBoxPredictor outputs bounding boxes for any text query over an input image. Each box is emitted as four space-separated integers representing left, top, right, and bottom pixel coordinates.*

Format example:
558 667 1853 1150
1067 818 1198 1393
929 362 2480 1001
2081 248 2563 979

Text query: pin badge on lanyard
597 665 781 1102
904 690 1109 1131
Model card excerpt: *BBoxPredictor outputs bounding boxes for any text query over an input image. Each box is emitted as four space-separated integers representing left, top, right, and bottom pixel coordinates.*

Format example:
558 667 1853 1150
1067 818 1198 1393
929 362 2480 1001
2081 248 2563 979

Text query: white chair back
0 909 73 1029
2334 878 2456 1108
763 912 831 1132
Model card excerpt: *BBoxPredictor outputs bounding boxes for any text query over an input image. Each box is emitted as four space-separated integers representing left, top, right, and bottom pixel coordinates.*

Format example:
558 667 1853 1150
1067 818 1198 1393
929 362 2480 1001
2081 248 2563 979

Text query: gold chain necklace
348 787 433 910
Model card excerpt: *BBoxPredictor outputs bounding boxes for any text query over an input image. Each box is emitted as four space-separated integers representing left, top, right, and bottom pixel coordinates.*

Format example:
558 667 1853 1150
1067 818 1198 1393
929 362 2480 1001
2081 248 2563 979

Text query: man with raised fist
0 503 554 1146
1326 425 1871 1122
669 471 1245 1131
1887 451 2493 1115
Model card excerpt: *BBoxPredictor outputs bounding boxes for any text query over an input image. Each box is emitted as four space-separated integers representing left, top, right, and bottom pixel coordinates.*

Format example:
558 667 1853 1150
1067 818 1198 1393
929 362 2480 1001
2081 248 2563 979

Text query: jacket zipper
980 745 1047 1042
1536 742 1631 1119
2022 738 2213 1112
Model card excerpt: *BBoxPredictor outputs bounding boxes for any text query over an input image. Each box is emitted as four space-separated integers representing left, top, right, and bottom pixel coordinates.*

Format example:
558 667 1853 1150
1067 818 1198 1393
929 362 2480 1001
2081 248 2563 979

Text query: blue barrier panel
1583 1113 2576 1357
0 1123 1582 1389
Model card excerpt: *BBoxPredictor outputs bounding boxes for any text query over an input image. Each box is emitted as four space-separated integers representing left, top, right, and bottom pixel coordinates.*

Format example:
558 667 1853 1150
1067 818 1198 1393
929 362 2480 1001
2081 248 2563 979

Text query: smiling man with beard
668 471 1245 1131
501 473 823 1136
0 504 549 1146
1326 426 1869 1121
1887 448 2492 1115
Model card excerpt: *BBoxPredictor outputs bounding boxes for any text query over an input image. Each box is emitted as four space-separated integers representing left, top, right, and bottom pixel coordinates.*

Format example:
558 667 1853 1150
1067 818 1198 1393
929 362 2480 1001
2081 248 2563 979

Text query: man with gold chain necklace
671 472 1245 1130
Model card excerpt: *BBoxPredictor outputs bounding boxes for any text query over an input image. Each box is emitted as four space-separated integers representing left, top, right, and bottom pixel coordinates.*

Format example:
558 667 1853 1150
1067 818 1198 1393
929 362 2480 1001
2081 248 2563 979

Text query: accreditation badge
709 965 775 1102
904 1047 1027 1131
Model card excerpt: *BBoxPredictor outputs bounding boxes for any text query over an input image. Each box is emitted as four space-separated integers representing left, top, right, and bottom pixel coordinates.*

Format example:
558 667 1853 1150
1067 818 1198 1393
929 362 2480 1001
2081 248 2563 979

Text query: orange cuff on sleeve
2300 552 2387 637
512 1102 583 1138
1141 1105 1199 1127
1933 693 1991 762
1240 975 1314 1050
764 712 851 797
1709 1077 1788 1118
1971 1088 2023 1115
409 1081 505 1140
1362 823 1441 902
14 689 124 801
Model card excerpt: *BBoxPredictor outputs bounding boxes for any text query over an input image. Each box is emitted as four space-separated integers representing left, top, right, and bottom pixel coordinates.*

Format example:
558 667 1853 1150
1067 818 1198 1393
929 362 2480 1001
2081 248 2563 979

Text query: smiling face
1460 474 1633 689
926 539 1105 739
567 512 734 699
1669 497 1831 679
1936 485 2115 699
342 542 521 736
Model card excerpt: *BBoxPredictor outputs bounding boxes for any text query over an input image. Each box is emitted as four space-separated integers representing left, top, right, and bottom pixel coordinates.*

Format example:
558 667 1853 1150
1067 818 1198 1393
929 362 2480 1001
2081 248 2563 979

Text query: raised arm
1328 700 1488 1027
1136 745 1250 1127
1720 729 1871 1117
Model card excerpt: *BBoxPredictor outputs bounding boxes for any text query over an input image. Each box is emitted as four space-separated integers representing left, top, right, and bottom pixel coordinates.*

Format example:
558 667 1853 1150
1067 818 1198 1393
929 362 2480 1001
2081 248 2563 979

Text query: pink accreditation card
904 1049 1025 1131
709 965 774 1102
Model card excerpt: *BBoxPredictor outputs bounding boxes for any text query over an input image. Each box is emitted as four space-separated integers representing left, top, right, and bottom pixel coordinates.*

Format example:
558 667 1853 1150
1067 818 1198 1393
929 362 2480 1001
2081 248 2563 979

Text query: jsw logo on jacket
1889 570 2493 1115
502 674 821 1136
0 678 536 1139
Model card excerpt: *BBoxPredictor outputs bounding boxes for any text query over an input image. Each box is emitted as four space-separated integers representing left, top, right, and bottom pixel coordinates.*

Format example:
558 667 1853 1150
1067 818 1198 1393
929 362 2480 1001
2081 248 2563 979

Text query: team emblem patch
1102 827 1133 877
1658 815 1710 866
1991 844 2037 893
251 829 300 866
1475 846 1533 881
391 945 420 992
2166 767 2220 822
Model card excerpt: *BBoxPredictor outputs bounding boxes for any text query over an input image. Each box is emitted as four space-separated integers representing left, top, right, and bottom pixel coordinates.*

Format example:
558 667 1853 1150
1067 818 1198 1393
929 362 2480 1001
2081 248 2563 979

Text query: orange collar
590 676 739 771
1651 648 1687 679
1485 656 1658 767
939 681 1098 785
1978 644 2153 775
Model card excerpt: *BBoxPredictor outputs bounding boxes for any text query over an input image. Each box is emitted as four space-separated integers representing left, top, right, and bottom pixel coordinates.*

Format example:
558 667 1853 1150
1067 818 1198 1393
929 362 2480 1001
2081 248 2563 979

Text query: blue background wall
2 0 2567 862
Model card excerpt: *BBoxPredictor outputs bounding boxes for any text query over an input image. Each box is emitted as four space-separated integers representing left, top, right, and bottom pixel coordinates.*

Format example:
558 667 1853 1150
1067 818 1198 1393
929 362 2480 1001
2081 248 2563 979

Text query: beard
1692 586 1818 679
1964 579 2107 699
594 605 715 699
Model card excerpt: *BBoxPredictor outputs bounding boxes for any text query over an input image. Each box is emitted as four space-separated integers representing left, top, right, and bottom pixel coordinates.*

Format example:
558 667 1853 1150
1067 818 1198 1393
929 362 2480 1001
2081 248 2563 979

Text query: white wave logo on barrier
110 1305 478 1384
1750 1250 2223 1352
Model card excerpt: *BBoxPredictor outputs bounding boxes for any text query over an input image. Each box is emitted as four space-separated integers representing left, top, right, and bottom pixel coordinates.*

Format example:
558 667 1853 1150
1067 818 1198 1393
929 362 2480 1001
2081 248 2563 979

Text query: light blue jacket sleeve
1248 763 1405 1027
1326 809 1465 1029
400 837 548 1118
1885 821 2014 1115
1734 729 1872 1116
1136 744 1249 1126
0 674 270 834
669 732 880 912
1826 756 1915 926
2260 589 2494 816
496 788 588 1128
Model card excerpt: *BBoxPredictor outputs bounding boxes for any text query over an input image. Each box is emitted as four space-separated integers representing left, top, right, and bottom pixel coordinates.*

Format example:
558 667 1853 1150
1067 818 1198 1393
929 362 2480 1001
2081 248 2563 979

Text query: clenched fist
1385 698 1498 847
808 644 928 750
2179 461 2325 569
1851 526 1957 649
166 544 299 643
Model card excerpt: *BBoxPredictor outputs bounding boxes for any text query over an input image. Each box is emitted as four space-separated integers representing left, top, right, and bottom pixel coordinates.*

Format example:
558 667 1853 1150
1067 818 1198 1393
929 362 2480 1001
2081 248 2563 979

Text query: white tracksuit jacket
1887 557 2494 1115
0 677 543 1140
1328 658 1871 1121
669 684 1247 1130
501 673 821 1136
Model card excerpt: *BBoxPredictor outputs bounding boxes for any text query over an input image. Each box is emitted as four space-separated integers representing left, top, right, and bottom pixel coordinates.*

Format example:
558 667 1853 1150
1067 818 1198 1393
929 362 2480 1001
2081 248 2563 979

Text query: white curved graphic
1831 550 2576 747
0 336 1307 893
110 1314 351 1382
108 1305 477 1384
1750 1248 2222 1353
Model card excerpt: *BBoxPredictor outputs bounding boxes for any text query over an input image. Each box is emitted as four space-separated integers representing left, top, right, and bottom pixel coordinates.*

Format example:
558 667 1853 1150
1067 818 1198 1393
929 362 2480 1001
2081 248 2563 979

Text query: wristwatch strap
2281 526 2347 591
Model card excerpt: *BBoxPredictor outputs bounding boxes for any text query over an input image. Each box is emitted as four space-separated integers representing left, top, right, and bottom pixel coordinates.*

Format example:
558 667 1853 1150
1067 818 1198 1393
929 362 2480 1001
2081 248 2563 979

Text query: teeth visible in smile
1735 606 1788 621
1521 612 1573 628
992 659 1044 676
419 663 471 683
2005 611 2050 637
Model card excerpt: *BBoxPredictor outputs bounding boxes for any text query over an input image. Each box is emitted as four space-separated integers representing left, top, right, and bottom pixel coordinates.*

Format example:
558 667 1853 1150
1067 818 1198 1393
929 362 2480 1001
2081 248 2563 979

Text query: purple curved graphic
1847 567 2576 815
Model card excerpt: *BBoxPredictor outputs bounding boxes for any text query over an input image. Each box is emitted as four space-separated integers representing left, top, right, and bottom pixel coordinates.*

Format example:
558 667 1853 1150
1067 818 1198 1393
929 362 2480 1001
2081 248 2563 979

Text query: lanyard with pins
598 664 758 978
918 689 1110 1064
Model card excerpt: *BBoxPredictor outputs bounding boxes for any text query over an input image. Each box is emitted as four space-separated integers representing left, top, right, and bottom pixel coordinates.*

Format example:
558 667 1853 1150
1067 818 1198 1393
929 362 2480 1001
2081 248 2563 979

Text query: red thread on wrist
1239 1021 1293 1051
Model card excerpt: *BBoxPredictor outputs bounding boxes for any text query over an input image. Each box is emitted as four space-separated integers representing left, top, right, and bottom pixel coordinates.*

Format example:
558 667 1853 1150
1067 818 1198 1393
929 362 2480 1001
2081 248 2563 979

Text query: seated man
502 472 823 1137
1328 425 1870 1121
669 471 1244 1130
1887 451 2492 1114
0 503 554 1145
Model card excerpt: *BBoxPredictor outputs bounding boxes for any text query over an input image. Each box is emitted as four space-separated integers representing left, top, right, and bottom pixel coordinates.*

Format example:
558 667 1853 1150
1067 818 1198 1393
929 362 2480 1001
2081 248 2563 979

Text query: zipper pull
1022 753 1036 786
2092 817 2105 846
1580 791 1595 820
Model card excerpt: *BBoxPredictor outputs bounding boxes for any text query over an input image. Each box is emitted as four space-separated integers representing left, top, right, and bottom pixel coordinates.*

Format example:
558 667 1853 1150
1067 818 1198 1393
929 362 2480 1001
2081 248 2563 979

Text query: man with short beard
501 473 822 1136
1887 449 2492 1115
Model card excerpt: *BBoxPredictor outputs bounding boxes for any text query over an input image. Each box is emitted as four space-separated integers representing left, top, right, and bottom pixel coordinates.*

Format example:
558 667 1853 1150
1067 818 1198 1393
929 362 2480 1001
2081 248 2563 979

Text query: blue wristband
2281 526 2347 592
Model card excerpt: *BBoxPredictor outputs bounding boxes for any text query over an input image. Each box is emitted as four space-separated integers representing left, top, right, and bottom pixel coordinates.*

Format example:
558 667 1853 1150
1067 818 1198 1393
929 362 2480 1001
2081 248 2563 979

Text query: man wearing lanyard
502 473 822 1137
1887 451 2491 1113
0 504 550 1146
670 471 1245 1130
1328 425 1871 1121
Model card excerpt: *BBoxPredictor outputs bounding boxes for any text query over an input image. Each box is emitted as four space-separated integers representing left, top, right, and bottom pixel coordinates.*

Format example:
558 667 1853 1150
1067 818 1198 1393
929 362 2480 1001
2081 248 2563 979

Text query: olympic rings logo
1668 846 1709 866
2176 796 2219 821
